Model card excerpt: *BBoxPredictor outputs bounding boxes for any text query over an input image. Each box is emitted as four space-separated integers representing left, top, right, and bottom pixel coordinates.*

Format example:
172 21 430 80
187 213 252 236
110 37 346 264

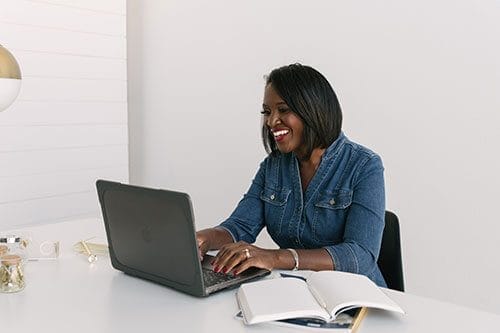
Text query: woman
197 64 387 287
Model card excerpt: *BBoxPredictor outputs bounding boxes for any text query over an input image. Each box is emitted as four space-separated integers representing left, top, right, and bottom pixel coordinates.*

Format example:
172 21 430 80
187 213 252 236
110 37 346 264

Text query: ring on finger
243 248 251 259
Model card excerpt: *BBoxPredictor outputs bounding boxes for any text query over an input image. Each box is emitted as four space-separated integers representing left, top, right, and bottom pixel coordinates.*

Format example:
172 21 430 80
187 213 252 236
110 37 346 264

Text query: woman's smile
272 128 290 143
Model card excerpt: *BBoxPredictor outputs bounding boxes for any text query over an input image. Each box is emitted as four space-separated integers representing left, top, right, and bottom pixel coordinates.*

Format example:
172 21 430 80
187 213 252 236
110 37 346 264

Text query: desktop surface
1 218 499 332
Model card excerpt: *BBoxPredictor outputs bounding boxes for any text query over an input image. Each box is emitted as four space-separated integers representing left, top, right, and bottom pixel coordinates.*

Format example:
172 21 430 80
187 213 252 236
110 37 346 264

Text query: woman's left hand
211 241 277 275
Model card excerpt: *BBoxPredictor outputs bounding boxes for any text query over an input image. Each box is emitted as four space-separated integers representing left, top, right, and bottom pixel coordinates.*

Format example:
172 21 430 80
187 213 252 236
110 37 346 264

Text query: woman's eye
278 108 290 113
260 110 270 115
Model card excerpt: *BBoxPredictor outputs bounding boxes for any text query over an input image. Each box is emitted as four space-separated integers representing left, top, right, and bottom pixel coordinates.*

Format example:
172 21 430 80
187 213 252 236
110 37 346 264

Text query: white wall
0 0 128 228
127 0 500 312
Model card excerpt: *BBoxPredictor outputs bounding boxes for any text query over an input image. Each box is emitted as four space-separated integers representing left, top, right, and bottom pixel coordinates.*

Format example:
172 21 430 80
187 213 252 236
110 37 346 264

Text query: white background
127 0 500 312
0 0 128 227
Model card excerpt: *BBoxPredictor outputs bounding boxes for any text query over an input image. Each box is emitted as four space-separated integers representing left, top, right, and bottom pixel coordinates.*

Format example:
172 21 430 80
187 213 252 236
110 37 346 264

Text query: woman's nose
266 111 281 128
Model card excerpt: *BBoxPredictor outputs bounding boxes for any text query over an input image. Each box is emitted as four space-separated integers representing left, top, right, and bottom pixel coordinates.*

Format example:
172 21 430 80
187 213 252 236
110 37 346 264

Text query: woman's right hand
196 229 212 261
195 228 235 262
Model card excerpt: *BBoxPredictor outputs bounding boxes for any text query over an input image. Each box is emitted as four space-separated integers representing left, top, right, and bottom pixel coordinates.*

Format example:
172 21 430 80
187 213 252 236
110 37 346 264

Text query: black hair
262 63 343 161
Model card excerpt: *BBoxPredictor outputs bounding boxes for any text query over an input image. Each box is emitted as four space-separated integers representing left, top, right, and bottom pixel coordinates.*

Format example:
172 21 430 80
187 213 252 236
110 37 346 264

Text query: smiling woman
196 64 387 287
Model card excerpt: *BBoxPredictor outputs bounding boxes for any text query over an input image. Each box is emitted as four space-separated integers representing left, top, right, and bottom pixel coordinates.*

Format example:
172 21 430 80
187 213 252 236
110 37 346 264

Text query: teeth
273 129 289 137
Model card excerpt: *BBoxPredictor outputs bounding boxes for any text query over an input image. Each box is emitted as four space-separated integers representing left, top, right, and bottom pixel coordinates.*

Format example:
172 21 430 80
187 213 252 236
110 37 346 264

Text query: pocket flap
314 190 352 209
260 187 291 206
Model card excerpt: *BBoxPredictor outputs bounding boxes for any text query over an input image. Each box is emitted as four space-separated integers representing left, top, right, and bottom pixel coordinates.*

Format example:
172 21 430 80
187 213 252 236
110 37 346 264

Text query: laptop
96 180 270 297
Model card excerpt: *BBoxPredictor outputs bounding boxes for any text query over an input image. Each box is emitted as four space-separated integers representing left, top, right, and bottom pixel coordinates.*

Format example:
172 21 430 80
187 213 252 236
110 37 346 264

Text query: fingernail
222 268 228 274
210 261 215 266
214 266 219 272
233 271 238 276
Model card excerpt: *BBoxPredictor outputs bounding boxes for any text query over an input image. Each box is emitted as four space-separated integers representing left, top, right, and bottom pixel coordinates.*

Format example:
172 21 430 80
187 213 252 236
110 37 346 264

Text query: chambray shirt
219 133 387 287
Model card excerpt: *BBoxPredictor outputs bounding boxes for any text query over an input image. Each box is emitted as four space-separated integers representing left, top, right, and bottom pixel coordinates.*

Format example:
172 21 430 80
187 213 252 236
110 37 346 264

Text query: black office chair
377 211 405 292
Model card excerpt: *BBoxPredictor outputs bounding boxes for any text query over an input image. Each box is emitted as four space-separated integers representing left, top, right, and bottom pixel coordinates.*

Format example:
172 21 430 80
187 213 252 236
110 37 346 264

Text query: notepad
236 271 404 325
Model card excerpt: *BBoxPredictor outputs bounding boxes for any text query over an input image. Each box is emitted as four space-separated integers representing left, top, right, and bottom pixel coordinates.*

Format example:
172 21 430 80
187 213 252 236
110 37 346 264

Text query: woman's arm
323 154 385 276
196 159 267 260
211 244 334 274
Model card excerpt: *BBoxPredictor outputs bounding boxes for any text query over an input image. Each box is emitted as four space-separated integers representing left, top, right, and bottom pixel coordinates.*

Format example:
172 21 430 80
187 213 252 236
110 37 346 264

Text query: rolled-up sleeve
218 160 267 243
323 154 385 276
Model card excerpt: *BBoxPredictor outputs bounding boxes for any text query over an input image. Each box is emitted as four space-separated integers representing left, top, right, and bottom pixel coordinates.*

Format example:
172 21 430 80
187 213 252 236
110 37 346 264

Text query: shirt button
270 194 275 200
329 199 336 205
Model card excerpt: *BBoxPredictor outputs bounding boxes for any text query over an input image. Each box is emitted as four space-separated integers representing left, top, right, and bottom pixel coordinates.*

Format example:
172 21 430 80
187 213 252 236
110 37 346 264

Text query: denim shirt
219 133 387 287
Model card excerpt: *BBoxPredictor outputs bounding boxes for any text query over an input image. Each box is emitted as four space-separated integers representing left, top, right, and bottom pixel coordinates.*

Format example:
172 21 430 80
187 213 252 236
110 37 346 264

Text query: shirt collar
322 131 346 161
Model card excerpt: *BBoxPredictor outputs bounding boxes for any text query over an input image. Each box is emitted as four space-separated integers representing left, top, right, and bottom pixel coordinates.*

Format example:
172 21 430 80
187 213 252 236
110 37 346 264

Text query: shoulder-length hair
262 64 343 160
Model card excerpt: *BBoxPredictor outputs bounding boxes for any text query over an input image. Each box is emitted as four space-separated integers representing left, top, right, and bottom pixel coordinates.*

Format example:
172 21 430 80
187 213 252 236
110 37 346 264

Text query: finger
211 244 233 266
214 247 243 273
225 246 257 274
222 250 248 274
232 258 254 275
217 245 250 273
197 241 209 261
199 247 209 261
211 245 232 271
212 242 245 270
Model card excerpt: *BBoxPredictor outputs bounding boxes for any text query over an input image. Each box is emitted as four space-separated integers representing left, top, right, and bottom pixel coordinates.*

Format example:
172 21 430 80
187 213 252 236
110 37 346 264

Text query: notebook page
307 271 404 318
237 277 330 324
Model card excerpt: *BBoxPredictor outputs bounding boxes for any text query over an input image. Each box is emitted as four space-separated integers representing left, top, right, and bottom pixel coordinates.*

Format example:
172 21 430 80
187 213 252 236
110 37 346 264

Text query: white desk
1 219 500 332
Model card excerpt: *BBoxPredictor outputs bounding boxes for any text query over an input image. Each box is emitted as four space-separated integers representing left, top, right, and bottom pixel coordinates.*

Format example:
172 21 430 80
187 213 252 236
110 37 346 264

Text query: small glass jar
0 235 26 293
0 244 7 257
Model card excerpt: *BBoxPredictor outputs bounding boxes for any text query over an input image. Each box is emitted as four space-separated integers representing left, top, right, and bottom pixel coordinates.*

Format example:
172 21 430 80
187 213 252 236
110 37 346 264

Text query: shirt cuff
324 243 360 273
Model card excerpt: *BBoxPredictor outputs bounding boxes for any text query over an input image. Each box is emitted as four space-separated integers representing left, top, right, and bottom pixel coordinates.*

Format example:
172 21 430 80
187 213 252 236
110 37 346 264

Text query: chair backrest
377 211 405 292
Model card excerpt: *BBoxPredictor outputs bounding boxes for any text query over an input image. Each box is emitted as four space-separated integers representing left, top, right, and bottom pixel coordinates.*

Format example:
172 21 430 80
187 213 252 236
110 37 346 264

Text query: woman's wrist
273 249 297 270
287 249 299 270
207 227 234 250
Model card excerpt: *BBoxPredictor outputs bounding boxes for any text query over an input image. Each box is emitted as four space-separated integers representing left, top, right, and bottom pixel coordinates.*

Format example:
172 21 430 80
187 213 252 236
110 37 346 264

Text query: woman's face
262 84 304 156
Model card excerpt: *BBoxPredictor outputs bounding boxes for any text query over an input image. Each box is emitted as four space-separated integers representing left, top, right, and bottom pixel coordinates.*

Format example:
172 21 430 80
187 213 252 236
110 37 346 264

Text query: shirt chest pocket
312 190 353 244
260 187 291 237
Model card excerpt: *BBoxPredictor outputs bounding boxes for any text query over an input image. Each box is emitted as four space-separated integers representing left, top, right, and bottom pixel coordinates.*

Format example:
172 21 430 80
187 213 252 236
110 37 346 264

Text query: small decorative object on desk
0 235 27 293
25 239 60 261
73 238 108 263
3 231 60 261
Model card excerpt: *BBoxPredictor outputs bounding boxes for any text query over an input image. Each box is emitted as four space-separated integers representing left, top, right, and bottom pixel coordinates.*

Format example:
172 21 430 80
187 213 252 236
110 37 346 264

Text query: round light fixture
0 44 22 112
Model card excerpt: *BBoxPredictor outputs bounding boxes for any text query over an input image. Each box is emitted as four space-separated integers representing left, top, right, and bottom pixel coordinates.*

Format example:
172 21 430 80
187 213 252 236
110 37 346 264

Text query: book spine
307 284 332 320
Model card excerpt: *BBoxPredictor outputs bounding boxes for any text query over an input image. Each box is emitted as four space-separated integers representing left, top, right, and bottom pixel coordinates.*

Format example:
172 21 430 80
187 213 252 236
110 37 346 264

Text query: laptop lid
96 180 269 297
97 180 207 296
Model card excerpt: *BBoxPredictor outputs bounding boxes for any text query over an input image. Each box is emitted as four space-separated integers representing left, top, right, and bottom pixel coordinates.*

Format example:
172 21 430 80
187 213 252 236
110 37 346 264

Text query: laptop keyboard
202 268 237 287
